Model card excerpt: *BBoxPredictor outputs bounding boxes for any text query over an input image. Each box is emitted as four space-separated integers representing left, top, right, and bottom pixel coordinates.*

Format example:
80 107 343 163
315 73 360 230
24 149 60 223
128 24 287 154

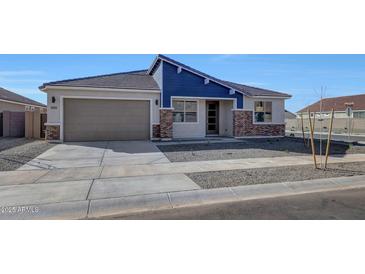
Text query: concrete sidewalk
2 153 365 185
1 174 365 219
1 152 365 219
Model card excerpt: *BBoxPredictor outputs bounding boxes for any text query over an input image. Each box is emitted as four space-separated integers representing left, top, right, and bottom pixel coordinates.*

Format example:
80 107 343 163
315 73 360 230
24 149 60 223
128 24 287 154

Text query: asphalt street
110 187 365 220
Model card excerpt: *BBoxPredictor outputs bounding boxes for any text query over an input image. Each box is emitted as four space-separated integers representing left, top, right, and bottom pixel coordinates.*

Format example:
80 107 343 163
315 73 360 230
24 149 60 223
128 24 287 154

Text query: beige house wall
298 111 365 119
219 100 233 136
25 109 42 139
173 99 206 138
286 117 365 134
244 97 286 124
0 101 26 112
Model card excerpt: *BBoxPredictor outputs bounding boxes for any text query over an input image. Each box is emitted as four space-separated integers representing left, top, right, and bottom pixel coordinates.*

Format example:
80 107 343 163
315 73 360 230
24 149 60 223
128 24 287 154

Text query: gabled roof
149 54 291 98
0 87 46 107
40 55 291 98
297 94 365 113
40 70 160 91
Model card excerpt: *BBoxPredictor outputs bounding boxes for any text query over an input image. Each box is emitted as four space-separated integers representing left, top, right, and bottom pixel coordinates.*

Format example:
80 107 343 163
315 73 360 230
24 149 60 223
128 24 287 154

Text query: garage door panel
64 99 150 141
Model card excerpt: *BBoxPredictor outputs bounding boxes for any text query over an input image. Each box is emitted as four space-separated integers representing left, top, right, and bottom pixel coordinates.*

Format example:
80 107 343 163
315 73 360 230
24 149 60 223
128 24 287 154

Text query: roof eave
40 85 161 93
247 94 292 99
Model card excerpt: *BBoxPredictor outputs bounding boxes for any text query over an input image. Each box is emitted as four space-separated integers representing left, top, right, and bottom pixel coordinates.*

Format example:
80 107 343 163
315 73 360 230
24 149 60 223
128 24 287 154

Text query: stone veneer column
233 110 285 137
152 124 161 139
232 110 247 137
159 109 173 140
45 125 60 141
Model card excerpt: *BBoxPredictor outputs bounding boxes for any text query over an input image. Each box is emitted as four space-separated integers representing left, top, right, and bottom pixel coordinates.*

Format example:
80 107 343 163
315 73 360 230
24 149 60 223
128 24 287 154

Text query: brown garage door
64 99 150 141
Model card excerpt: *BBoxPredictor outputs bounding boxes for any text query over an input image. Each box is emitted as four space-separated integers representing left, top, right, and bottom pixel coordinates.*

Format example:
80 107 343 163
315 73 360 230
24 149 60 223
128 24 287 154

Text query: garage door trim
60 96 153 141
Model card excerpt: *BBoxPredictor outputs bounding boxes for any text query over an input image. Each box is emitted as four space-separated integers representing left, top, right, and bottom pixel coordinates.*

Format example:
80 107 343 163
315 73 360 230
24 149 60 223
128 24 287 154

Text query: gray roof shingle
40 70 159 90
0 87 46 107
221 81 291 97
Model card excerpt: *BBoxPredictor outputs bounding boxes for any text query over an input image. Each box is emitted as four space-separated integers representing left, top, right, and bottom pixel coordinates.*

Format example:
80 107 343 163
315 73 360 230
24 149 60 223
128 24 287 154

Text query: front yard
0 138 55 171
158 137 365 188
188 161 365 189
158 137 365 162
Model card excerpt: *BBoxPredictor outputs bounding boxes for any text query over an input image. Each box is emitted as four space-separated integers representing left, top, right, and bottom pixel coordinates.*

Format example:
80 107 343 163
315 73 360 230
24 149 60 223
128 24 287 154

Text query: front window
354 111 365 119
173 100 198 123
254 101 272 123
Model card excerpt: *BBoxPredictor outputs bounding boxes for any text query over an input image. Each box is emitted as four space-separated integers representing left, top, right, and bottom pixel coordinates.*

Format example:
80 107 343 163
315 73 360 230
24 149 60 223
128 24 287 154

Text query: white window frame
172 99 199 124
253 101 273 124
354 111 365 119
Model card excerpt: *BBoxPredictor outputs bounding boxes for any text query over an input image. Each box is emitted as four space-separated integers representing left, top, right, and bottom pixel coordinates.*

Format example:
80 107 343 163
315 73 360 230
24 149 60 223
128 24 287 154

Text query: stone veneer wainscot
45 125 60 141
159 109 173 139
233 110 285 137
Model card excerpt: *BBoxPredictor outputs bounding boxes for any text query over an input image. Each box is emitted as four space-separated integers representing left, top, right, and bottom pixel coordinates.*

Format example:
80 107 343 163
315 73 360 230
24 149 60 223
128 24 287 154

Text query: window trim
253 101 273 124
172 99 199 124
353 111 365 119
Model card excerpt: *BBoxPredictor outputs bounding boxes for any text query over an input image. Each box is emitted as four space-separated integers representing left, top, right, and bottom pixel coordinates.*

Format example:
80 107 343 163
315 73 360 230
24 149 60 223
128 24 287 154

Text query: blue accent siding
162 62 243 108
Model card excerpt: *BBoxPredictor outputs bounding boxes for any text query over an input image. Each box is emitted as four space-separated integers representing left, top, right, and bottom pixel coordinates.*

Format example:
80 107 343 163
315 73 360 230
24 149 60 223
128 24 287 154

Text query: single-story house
40 55 291 142
0 87 46 137
0 87 46 113
297 93 365 119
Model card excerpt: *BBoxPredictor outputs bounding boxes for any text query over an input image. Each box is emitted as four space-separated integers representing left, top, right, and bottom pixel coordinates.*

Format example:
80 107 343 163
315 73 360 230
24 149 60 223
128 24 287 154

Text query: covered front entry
171 98 234 139
63 98 150 141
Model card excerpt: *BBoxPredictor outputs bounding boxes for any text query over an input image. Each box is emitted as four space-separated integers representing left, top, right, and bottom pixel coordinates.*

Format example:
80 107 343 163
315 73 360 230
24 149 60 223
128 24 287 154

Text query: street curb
2 175 365 220
0 200 89 220
87 175 365 219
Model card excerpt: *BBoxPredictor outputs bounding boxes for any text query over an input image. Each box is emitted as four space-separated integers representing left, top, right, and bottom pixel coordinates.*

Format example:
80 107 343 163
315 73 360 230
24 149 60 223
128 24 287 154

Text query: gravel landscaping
158 137 365 162
187 161 365 189
0 138 55 171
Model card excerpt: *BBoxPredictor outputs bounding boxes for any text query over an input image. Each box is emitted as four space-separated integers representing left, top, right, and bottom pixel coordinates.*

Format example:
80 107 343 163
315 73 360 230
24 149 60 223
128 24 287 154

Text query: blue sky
1 54 365 112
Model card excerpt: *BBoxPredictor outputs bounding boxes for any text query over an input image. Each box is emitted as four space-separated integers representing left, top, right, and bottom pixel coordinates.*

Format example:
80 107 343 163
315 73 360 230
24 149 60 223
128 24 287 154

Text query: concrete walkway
2 153 365 185
1 174 365 219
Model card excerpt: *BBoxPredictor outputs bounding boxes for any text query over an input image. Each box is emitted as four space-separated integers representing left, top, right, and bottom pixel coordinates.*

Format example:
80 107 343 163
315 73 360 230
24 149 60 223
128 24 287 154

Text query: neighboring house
40 54 291 142
0 87 46 112
0 87 46 137
285 110 297 120
297 93 365 119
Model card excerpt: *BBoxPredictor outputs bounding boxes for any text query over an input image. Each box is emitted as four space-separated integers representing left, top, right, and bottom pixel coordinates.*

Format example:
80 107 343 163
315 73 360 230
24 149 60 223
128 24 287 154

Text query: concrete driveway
18 141 170 170
0 140 201 219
